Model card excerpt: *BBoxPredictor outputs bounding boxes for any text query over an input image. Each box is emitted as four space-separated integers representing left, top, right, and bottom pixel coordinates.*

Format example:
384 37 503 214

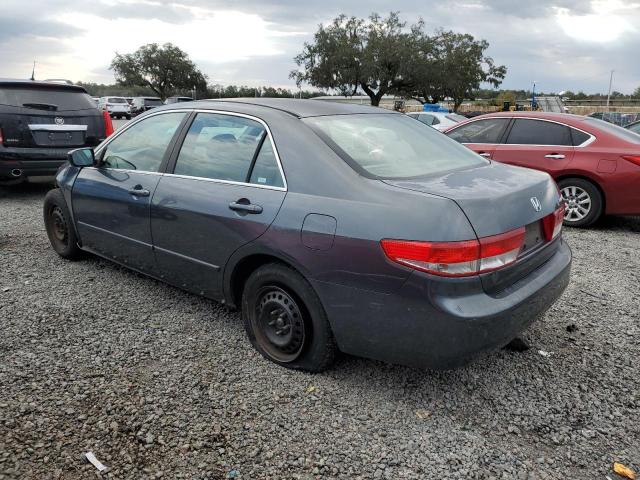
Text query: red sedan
445 112 640 227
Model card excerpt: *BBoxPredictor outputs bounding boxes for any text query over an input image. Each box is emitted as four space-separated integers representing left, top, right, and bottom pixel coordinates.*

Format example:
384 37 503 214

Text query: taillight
102 110 114 137
0 127 4 146
621 155 640 167
381 227 525 277
542 204 564 241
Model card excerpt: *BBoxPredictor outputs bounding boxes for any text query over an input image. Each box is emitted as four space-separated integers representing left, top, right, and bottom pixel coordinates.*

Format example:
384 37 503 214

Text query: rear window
145 98 163 106
108 97 127 103
506 119 572 146
585 118 640 144
304 113 487 179
0 86 95 111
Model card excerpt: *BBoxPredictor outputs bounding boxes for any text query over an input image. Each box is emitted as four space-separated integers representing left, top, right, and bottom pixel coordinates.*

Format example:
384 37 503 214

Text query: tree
428 30 506 111
634 87 640 98
110 43 207 100
291 12 419 106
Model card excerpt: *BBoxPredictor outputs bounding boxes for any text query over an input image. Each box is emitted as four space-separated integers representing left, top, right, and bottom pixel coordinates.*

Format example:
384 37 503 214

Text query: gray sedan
44 99 571 371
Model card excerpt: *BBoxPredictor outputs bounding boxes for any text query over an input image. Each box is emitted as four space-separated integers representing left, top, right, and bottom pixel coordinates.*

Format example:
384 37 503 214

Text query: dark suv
0 79 107 184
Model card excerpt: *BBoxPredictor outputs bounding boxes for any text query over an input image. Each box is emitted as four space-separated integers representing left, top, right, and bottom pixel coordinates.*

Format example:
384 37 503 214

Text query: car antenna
30 61 36 81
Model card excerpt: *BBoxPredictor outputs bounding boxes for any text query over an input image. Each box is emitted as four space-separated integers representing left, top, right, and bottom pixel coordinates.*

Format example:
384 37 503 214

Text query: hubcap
50 207 68 243
561 186 591 222
254 286 305 362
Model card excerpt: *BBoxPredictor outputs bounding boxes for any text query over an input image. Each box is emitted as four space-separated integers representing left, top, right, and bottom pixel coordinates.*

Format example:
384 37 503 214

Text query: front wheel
558 178 603 228
43 189 83 259
242 263 337 372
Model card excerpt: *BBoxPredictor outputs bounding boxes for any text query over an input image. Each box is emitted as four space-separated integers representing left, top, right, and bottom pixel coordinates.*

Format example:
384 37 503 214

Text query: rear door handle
478 152 491 157
229 201 263 214
128 185 150 197
545 154 565 159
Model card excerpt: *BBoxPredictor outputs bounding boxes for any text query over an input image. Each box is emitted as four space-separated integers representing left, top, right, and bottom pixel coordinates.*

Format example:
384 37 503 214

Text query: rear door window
570 128 591 146
174 113 284 187
447 118 510 144
0 87 95 111
506 119 572 146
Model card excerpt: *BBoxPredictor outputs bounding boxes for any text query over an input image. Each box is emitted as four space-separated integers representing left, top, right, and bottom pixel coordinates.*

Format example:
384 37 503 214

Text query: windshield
586 118 640 144
305 113 487 179
108 97 128 103
0 86 95 111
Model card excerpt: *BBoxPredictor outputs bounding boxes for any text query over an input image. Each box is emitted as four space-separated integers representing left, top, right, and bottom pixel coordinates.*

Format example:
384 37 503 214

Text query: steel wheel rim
50 206 68 244
561 186 591 222
253 286 305 363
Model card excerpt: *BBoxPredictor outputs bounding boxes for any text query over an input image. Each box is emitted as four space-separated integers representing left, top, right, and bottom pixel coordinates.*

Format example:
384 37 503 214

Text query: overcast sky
2 0 639 93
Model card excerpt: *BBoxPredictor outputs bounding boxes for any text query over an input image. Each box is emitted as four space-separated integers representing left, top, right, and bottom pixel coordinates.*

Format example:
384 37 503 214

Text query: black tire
558 178 603 228
125 115 131 120
43 188 83 259
241 263 337 372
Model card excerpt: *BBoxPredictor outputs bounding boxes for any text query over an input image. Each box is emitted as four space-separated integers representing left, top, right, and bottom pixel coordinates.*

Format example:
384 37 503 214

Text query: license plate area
32 130 86 146
520 220 544 256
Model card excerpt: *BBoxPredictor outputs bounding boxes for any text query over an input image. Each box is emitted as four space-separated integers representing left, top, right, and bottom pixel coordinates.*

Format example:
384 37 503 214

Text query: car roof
0 78 87 93
473 111 589 123
197 98 393 118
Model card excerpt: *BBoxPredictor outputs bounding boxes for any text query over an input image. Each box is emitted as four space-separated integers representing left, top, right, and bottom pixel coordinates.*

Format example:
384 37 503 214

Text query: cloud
0 0 639 93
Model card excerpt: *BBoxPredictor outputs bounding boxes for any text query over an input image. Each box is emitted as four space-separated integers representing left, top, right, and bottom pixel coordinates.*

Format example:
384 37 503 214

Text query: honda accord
44 99 571 371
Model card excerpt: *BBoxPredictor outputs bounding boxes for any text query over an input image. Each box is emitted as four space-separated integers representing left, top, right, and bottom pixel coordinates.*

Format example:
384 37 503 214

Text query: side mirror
68 148 95 167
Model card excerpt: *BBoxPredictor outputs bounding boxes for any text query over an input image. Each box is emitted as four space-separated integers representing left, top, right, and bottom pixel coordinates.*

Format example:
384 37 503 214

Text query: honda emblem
530 197 542 212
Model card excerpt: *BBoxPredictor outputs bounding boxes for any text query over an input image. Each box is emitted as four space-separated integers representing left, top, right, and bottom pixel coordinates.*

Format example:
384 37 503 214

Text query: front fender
54 163 83 245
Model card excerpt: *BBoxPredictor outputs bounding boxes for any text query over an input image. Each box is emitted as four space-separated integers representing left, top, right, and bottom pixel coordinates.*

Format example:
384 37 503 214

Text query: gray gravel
1 183 639 479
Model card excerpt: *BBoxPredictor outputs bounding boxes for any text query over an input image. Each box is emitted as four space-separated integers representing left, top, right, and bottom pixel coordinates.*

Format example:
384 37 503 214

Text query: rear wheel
242 263 337 372
558 178 602 228
43 188 82 259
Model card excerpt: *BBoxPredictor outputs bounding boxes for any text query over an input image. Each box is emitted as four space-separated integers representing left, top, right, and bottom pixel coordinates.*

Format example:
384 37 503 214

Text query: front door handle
128 185 150 197
545 154 566 159
478 152 491 157
229 200 263 214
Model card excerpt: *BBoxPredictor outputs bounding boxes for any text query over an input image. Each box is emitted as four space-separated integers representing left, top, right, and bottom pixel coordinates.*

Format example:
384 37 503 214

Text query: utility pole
30 61 36 81
606 70 614 112
531 81 536 110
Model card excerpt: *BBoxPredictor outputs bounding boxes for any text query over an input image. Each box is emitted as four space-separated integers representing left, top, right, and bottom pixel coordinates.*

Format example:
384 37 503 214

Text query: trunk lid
383 162 559 238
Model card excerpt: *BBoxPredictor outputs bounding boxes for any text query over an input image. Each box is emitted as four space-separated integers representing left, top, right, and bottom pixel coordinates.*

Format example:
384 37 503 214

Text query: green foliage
632 86 640 98
492 91 516 107
291 12 420 106
110 43 208 100
292 13 506 109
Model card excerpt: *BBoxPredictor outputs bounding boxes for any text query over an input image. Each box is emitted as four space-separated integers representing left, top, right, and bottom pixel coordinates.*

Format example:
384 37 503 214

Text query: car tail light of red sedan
381 226 526 277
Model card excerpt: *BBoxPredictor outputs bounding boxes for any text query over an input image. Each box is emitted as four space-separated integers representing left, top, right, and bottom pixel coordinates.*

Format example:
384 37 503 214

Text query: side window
101 112 186 172
506 119 572 146
570 128 591 146
174 113 265 182
447 118 509 144
430 116 440 126
249 140 284 188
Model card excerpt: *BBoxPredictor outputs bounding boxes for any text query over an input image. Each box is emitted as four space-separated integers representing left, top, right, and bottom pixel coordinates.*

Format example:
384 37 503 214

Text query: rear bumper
312 239 572 369
0 146 75 177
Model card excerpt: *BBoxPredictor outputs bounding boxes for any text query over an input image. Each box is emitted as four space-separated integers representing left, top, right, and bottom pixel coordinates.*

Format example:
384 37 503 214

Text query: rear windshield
304 113 487 179
585 118 640 144
108 97 128 103
144 98 163 106
0 86 95 111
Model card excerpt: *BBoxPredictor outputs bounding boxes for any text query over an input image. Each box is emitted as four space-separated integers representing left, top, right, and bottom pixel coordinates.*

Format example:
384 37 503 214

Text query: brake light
542 204 565 241
621 155 640 167
0 127 3 146
381 227 525 277
102 110 114 137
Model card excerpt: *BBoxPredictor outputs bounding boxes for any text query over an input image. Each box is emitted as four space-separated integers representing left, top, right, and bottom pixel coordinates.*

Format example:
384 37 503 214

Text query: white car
97 96 131 119
406 111 466 131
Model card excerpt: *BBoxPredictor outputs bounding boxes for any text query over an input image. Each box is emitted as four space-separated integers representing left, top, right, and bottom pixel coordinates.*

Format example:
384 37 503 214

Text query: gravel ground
1 183 638 480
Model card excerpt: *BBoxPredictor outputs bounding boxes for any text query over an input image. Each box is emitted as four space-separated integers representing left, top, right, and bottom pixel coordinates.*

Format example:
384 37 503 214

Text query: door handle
128 185 150 197
545 154 565 159
229 201 263 214
478 152 491 157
